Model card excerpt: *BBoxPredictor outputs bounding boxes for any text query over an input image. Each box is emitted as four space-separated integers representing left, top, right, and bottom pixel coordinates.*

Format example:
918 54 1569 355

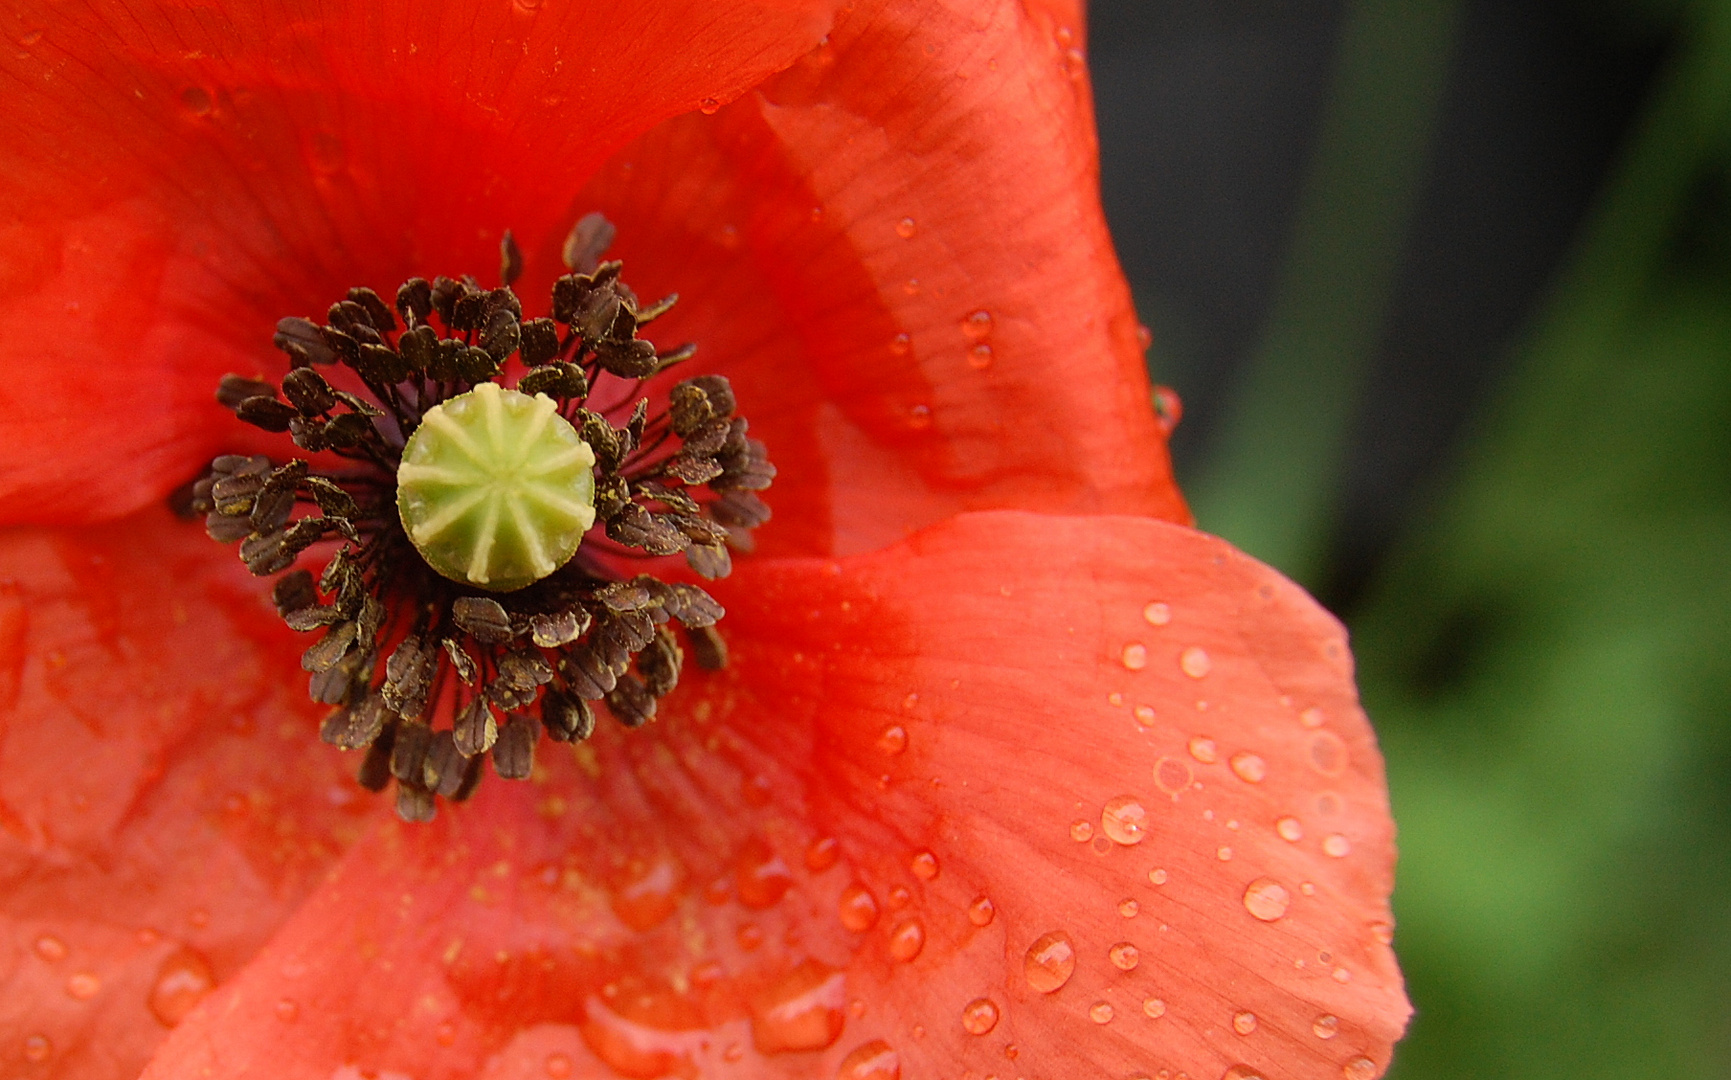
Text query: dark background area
1089 0 1662 611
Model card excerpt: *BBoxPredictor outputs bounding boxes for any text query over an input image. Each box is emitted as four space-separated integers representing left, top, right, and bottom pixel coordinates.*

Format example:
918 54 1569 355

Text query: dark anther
196 214 770 821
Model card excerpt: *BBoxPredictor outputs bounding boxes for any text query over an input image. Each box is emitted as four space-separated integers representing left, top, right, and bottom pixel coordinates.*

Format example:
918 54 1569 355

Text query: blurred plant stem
1189 0 1464 585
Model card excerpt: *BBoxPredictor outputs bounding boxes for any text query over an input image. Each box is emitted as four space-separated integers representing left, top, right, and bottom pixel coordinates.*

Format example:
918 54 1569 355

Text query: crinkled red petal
132 511 1405 1080
0 509 369 1079
0 0 836 525
575 0 1187 556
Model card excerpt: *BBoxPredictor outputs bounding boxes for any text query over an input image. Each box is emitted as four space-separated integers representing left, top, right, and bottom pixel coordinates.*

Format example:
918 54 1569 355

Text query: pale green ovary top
396 382 597 592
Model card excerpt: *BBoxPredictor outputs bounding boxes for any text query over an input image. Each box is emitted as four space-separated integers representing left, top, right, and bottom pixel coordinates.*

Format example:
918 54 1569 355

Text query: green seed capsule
397 382 597 592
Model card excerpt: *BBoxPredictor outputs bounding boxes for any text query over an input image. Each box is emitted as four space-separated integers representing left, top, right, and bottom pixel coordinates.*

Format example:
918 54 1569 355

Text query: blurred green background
1092 0 1731 1076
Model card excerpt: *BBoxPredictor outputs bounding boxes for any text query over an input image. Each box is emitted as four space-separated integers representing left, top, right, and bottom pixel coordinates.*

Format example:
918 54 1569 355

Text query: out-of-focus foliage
1191 0 1731 1075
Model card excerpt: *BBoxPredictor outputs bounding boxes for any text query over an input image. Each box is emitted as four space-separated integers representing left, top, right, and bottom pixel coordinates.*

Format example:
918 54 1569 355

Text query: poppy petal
141 511 1404 1080
0 509 373 1079
573 0 1187 556
0 0 837 526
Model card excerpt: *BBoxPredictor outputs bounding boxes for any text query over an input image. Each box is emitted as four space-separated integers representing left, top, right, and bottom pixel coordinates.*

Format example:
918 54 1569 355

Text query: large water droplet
1179 646 1211 678
961 310 993 340
1276 816 1304 842
967 344 993 369
1089 1001 1114 1024
838 884 880 932
750 961 847 1054
34 935 66 962
579 981 706 1078
968 896 996 926
1121 643 1148 670
961 997 1000 1035
65 972 100 1000
806 836 840 872
910 850 938 880
1313 1014 1340 1039
1118 898 1140 918
736 841 794 908
1023 931 1076 993
1342 1057 1378 1080
1143 601 1171 625
895 217 917 239
1230 753 1267 783
1109 942 1140 970
611 856 684 931
1243 878 1291 922
1233 1011 1257 1035
147 947 215 1027
1154 756 1193 795
22 1034 51 1062
1101 795 1148 845
837 1039 900 1080
1323 834 1352 858
1188 736 1218 763
888 919 925 962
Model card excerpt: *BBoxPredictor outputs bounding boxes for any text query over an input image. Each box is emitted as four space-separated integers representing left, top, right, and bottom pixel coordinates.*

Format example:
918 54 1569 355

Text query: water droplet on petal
895 217 917 239
887 886 911 909
1089 1001 1114 1024
65 972 100 1000
1149 868 1168 885
837 1039 900 1080
1121 643 1148 670
1101 795 1148 845
1223 1066 1267 1080
890 332 912 356
1276 816 1304 841
1300 707 1326 728
1313 1014 1340 1039
698 97 721 114
961 997 1000 1035
1180 647 1211 678
1217 846 1233 861
275 998 299 1022
1343 1057 1378 1080
1023 931 1076 993
1233 1011 1257 1035
1143 997 1166 1019
1134 705 1157 726
907 403 931 428
736 841 794 908
22 1032 51 1062
1070 820 1094 842
1323 834 1352 858
1118 898 1140 917
838 884 880 932
611 856 686 931
1310 731 1347 775
806 836 840 872
877 726 908 755
1230 753 1267 783
1188 736 1218 764
1371 921 1395 945
544 1051 573 1078
179 86 213 116
968 896 996 926
1144 601 1171 625
147 947 216 1027
1154 756 1193 795
968 343 994 369
1109 942 1140 970
435 1020 457 1046
961 310 993 340
18 28 44 46
750 960 847 1053
1242 878 1291 921
34 935 66 962
910 850 938 880
888 919 925 962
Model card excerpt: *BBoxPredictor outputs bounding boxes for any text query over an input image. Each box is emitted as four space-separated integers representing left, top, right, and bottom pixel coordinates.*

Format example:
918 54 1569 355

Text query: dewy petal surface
574 0 1187 557
0 510 371 1079
136 511 1407 1080
0 0 835 524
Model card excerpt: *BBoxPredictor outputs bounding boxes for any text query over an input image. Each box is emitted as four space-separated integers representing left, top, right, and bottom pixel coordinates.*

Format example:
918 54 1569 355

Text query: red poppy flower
0 2 1408 1079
